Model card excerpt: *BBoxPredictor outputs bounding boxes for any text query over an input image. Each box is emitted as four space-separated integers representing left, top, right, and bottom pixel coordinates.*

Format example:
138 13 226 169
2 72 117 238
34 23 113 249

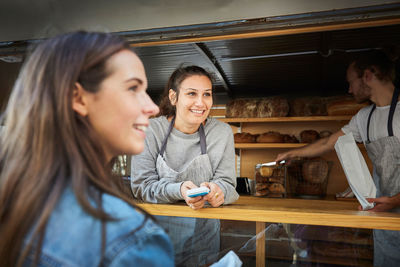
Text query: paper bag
334 133 376 210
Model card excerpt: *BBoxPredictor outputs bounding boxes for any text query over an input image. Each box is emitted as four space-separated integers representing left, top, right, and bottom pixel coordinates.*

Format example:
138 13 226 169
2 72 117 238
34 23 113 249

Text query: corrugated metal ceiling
135 24 400 104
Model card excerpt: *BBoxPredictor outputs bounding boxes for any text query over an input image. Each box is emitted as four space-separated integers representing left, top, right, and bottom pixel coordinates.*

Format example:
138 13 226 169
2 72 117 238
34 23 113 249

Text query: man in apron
275 49 400 266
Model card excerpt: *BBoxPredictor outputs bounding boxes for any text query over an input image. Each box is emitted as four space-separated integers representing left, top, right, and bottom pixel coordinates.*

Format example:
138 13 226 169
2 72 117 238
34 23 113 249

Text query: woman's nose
142 93 159 115
194 95 205 106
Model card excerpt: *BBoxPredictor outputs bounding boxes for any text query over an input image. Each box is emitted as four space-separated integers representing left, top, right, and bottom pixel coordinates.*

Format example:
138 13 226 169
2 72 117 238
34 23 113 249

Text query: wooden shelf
235 143 365 149
236 143 306 148
219 116 352 123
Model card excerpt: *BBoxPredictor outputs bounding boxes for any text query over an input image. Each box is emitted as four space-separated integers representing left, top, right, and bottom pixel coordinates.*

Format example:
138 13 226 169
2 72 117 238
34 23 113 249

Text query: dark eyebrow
183 88 212 91
125 78 143 85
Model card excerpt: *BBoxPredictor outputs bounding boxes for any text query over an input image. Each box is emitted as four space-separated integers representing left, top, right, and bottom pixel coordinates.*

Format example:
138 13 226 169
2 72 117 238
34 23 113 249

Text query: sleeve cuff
165 182 184 200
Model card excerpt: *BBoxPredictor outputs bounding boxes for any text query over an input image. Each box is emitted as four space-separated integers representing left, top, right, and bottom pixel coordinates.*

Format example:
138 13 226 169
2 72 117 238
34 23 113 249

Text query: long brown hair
0 31 149 266
158 65 214 117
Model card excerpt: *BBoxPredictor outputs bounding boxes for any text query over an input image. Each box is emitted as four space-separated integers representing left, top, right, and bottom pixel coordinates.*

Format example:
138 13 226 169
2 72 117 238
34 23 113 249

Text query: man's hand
180 181 207 210
274 150 298 164
201 182 224 207
275 131 344 163
358 195 400 212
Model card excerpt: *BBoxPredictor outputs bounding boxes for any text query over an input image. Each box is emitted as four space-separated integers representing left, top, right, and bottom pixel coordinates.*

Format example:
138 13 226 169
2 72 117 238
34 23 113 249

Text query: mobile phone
187 187 210 198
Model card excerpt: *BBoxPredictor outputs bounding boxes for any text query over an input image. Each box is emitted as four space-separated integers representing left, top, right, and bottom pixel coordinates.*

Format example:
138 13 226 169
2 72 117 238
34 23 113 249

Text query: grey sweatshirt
131 116 239 204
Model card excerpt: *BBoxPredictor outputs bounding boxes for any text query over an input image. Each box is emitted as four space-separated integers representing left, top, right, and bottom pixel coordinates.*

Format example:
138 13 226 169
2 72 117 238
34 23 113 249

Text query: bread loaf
256 131 283 143
255 172 268 183
302 159 329 184
326 99 369 116
234 132 256 143
268 177 285 184
282 134 299 143
225 99 247 118
254 183 269 196
268 183 286 194
289 97 327 116
260 166 274 177
300 130 320 143
255 183 268 191
225 97 289 118
257 97 289 117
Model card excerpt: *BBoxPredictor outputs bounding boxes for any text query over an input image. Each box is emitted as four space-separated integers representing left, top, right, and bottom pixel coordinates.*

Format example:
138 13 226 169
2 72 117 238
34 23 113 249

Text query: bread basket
254 161 287 198
286 158 333 199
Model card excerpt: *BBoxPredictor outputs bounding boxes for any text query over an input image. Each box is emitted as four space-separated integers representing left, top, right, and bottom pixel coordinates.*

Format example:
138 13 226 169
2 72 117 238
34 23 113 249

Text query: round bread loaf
300 130 320 143
302 159 329 184
257 131 283 143
254 188 269 196
255 183 268 191
268 183 285 194
234 132 256 143
282 134 299 143
259 166 274 177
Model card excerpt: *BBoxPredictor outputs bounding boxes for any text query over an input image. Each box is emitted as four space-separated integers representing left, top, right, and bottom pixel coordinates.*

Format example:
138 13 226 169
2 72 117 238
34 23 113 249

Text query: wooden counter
138 197 400 267
137 196 400 231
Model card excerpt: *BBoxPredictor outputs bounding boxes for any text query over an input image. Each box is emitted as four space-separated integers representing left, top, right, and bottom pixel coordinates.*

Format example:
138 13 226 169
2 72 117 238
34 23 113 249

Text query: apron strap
366 87 399 142
366 104 376 143
159 116 207 156
199 123 207 155
388 87 399 136
159 116 176 156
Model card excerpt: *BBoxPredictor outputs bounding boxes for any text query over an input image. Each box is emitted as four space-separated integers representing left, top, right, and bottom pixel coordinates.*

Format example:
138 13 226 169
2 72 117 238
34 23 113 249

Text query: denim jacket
24 187 174 267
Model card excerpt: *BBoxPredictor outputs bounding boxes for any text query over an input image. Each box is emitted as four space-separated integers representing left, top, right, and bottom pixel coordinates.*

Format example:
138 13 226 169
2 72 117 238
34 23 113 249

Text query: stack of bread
225 95 369 118
234 130 332 144
254 164 286 197
226 96 289 118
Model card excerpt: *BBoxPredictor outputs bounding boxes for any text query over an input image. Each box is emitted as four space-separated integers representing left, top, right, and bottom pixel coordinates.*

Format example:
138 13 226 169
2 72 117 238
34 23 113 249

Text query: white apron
365 87 400 267
155 117 220 267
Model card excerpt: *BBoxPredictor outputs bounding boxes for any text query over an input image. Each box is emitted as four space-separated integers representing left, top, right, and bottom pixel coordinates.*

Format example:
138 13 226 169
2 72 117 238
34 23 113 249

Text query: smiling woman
0 31 173 266
77 49 159 159
131 65 239 266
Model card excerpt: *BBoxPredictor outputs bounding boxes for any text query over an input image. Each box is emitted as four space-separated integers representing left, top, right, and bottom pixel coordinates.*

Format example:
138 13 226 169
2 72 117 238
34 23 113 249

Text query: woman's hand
180 181 207 210
201 182 224 207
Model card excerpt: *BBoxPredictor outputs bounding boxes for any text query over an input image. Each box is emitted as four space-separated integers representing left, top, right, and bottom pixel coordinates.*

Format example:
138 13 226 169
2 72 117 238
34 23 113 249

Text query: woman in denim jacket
0 31 174 267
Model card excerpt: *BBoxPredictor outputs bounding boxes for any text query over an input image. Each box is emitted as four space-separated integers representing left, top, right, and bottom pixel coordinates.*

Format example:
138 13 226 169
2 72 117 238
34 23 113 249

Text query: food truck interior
0 2 399 266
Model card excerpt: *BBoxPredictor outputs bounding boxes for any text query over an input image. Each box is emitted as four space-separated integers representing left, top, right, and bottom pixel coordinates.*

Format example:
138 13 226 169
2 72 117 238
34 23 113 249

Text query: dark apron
365 87 400 267
155 117 220 267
